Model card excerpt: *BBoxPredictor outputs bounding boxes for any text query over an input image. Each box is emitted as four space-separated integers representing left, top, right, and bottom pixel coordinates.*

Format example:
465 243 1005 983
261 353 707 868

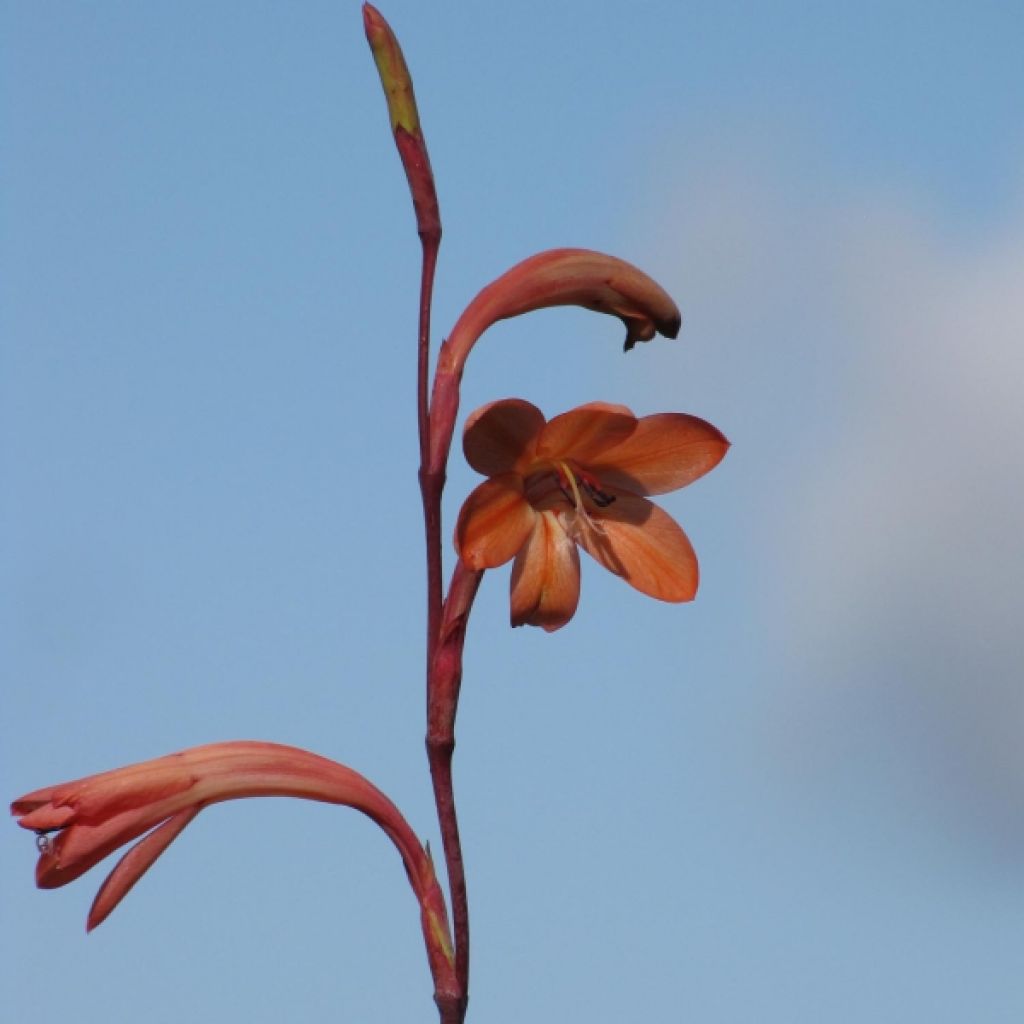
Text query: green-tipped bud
363 4 441 242
363 2 421 136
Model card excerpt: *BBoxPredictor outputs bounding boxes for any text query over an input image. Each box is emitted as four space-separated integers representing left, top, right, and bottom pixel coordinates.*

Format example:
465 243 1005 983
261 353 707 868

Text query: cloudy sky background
3 2 1023 1021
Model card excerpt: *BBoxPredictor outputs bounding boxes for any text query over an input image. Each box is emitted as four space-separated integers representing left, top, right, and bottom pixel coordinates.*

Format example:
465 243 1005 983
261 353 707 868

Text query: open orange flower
11 740 455 990
455 399 729 631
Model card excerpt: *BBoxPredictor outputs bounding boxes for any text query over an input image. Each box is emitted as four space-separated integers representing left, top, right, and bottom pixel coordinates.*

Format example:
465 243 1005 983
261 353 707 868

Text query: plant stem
415 227 474 1021
418 234 443 675
364 7 464 1016
427 563 483 1016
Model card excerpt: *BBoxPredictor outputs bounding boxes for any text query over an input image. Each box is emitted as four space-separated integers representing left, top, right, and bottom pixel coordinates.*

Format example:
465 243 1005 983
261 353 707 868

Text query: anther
579 476 616 508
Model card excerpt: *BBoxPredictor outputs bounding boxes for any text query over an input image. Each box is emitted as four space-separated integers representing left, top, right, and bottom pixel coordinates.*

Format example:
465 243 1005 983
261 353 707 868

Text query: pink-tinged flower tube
11 742 456 991
428 249 681 475
440 248 681 366
455 399 728 631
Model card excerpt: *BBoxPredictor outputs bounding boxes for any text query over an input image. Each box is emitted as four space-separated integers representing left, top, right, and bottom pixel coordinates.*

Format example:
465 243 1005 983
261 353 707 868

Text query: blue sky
3 3 1023 1022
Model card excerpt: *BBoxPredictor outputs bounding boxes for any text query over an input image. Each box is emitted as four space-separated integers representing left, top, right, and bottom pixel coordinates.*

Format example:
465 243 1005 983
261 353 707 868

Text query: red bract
455 399 729 631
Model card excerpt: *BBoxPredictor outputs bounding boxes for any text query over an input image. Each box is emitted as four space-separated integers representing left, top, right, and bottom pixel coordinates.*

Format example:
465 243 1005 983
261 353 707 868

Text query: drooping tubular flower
428 249 681 475
438 249 681 370
455 399 729 631
11 741 456 992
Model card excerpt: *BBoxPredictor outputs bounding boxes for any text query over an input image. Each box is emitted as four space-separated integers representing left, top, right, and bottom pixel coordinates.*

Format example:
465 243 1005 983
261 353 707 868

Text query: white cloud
642 146 1024 851
793 195 1024 841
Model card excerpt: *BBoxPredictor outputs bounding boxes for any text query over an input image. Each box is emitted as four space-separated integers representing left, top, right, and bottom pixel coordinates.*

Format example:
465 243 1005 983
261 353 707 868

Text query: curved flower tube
439 248 681 368
11 741 456 994
428 248 681 475
455 398 729 631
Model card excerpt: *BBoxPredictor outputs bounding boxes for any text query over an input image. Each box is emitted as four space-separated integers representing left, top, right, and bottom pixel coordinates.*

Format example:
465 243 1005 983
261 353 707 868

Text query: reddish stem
416 227 474 1021
427 561 484 1008
418 234 443 672
417 233 440 466
365 7 469 1019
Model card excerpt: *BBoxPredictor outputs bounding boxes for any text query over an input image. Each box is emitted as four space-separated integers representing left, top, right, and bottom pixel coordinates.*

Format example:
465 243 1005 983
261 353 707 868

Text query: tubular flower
428 249 681 475
455 399 729 631
439 249 681 371
10 741 455 986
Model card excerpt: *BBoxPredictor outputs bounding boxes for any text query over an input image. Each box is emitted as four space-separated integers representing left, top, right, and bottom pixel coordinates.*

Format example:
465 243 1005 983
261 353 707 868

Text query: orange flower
455 399 728 631
11 741 455 987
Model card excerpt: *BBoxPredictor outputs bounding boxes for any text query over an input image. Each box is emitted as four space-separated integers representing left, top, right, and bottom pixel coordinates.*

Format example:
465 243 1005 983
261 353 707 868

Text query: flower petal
463 398 545 476
510 510 581 631
87 807 199 931
535 402 637 463
577 493 698 601
32 784 205 891
455 474 536 569
587 413 729 495
20 763 196 828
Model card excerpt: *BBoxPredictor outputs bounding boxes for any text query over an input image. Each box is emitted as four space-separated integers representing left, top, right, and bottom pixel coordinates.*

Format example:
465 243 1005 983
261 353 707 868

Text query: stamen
578 472 616 508
555 461 608 539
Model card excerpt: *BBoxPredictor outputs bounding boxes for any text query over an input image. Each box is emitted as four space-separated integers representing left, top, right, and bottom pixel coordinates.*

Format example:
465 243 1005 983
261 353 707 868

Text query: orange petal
87 807 199 931
463 398 545 476
535 402 637 463
577 493 698 601
587 414 729 496
455 474 536 569
510 511 581 631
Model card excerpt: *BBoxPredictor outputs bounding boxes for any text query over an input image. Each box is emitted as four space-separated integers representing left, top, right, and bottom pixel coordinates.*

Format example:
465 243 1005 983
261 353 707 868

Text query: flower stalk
427 560 484 1004
12 9 729 1024
363 6 470 1015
